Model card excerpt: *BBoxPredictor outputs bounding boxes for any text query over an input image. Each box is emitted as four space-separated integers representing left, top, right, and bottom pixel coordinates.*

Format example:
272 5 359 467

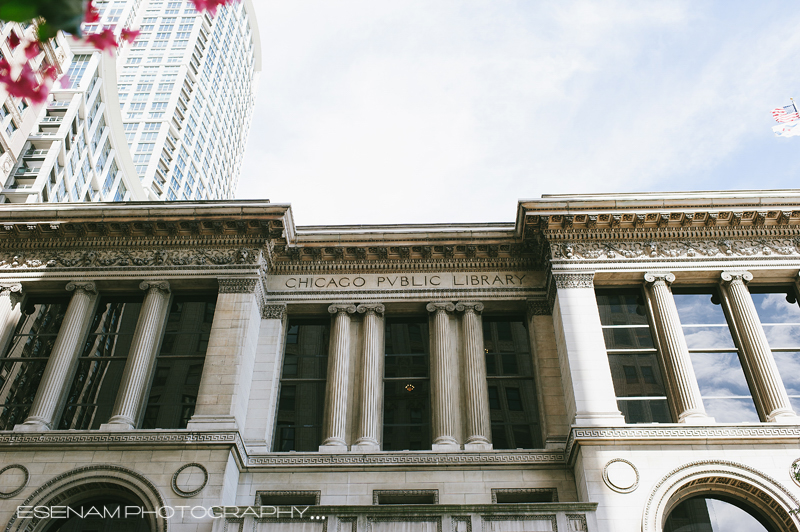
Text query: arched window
664 495 778 532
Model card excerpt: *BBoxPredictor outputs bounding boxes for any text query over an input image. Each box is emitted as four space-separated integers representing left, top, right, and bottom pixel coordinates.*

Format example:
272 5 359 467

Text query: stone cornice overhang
564 425 800 466
516 191 800 272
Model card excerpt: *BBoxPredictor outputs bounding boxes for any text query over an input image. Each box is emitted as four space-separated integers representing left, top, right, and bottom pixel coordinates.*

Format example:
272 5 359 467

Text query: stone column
352 303 385 452
0 283 22 352
456 301 492 450
644 272 713 424
550 272 625 426
15 281 97 431
102 281 171 430
719 271 797 422
319 303 356 452
427 302 459 450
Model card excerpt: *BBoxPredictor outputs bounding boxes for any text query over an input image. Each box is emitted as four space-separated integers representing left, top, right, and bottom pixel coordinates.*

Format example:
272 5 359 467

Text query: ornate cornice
270 256 535 274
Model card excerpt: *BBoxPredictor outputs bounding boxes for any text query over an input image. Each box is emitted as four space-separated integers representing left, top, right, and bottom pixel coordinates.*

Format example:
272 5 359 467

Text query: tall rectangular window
141 296 216 429
750 286 800 413
0 299 69 430
383 318 430 451
597 289 671 423
483 317 542 448
272 319 329 452
673 289 759 422
59 297 142 429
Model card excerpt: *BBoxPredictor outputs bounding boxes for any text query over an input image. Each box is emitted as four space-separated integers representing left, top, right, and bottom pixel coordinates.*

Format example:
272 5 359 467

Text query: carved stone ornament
721 271 754 284
218 278 258 293
603 458 640 494
553 237 800 261
455 301 484 313
328 304 357 315
426 302 455 313
261 304 287 320
139 280 171 294
552 273 594 289
356 303 385 315
527 298 551 316
0 248 261 269
0 464 29 499
171 462 208 498
644 272 676 285
65 281 97 294
0 283 22 305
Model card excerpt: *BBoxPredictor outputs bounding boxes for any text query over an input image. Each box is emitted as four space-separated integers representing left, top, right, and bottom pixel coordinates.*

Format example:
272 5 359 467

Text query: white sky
237 1 800 226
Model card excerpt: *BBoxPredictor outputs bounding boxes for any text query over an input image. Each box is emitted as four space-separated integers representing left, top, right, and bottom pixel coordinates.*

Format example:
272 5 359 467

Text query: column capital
356 303 385 316
139 280 171 294
721 271 753 284
455 301 484 314
552 272 594 289
65 281 97 294
644 272 676 285
0 283 22 296
262 303 287 320
426 302 455 313
328 303 356 315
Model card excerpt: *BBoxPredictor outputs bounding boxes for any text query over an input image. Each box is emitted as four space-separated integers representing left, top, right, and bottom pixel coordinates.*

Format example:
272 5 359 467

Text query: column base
768 411 800 424
351 441 380 452
573 411 626 426
679 413 716 425
186 414 239 431
464 442 493 451
99 422 135 431
319 444 348 453
13 420 49 432
432 443 461 452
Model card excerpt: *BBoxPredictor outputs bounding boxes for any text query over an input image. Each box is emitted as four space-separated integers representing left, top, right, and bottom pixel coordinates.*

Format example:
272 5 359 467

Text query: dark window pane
665 496 773 532
623 365 638 384
640 365 657 384
596 290 648 326
272 318 330 451
608 353 667 399
505 388 523 411
617 399 671 423
488 385 500 410
142 297 216 429
0 300 69 430
383 380 431 451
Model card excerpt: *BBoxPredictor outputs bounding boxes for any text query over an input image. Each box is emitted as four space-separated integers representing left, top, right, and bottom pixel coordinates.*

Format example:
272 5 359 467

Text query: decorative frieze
551 238 800 262
526 298 551 316
0 248 262 269
218 278 259 293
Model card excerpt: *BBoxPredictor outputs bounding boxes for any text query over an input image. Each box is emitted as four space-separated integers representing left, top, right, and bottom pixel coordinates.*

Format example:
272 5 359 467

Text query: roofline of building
242 0 262 73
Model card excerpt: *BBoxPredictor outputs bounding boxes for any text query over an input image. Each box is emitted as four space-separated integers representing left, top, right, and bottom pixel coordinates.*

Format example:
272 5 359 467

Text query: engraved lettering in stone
279 273 529 290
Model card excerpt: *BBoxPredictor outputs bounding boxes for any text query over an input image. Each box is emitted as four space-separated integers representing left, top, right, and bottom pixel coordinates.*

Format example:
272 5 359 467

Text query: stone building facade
0 191 799 532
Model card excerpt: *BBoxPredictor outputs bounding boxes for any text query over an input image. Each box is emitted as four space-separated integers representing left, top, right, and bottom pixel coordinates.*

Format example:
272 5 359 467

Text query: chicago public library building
1 191 800 532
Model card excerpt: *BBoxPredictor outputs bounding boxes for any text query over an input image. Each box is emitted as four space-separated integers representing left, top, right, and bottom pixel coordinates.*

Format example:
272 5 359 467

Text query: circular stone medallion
0 464 29 499
172 463 208 498
603 459 639 493
791 459 800 487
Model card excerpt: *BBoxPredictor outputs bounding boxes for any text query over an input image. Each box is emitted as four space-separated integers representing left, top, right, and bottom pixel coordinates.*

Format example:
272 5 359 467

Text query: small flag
773 120 800 137
772 104 800 123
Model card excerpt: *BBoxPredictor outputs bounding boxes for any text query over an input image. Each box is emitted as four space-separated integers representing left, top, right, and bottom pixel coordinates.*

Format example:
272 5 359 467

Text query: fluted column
102 281 171 430
456 301 492 450
427 302 459 450
352 303 385 452
720 271 797 422
319 303 356 451
0 283 22 352
644 273 712 424
15 281 97 431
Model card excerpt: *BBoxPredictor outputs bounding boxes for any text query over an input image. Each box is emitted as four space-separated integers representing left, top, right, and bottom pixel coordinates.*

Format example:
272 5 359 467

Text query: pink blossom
85 0 101 23
0 63 50 104
120 28 141 44
8 32 20 49
23 41 40 60
189 0 233 16
85 29 118 53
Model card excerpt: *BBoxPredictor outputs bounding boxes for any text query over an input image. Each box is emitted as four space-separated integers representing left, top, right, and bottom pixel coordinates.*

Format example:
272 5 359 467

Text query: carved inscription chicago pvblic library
269 273 532 291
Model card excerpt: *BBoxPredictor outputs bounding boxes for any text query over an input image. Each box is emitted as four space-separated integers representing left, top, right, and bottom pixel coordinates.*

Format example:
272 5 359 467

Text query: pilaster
15 281 97 432
643 272 713 424
320 303 356 452
427 301 460 450
550 272 625 427
352 303 385 452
